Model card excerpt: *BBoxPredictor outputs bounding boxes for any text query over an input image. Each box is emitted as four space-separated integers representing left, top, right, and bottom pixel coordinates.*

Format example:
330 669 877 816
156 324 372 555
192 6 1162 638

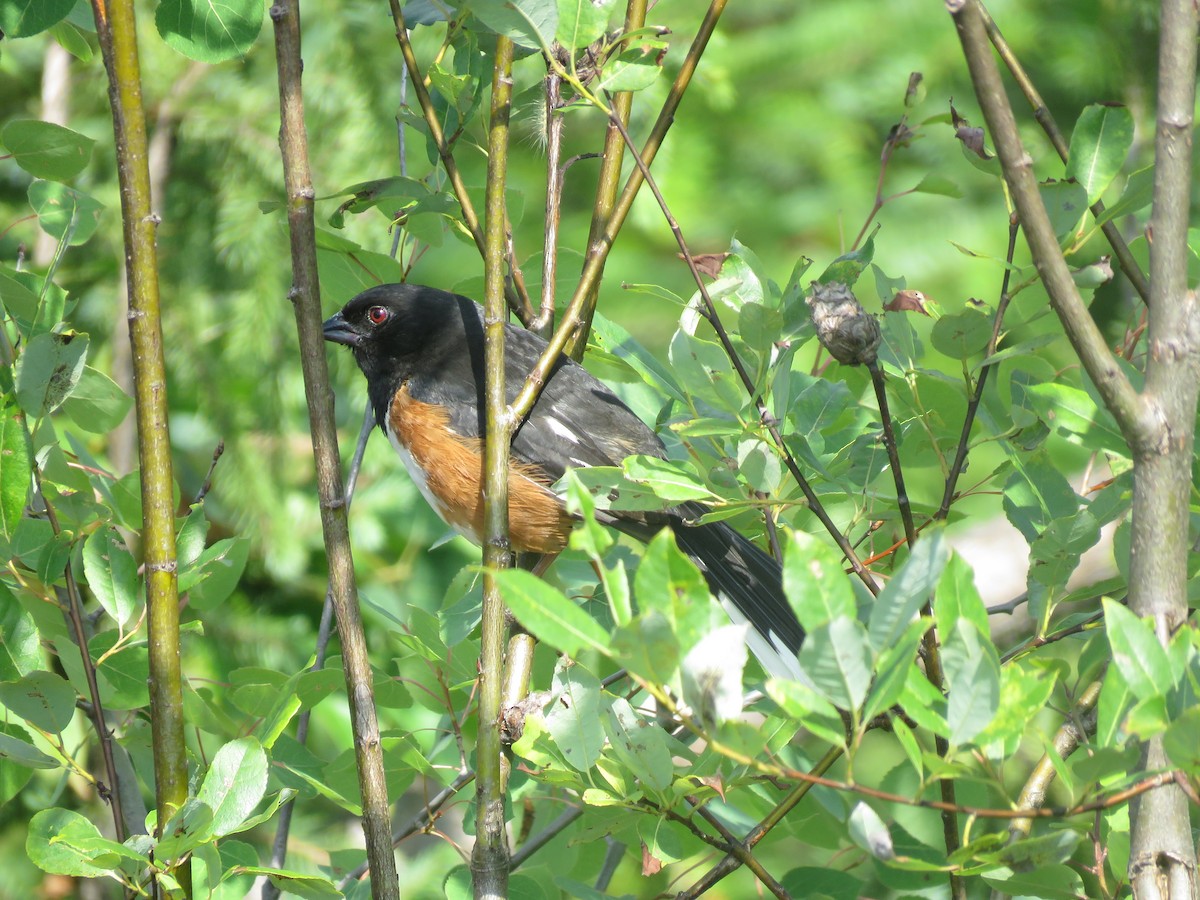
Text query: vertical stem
542 0 728 370
89 0 187 875
269 2 399 897
535 64 564 337
474 34 517 900
1128 0 1200 894
566 0 648 360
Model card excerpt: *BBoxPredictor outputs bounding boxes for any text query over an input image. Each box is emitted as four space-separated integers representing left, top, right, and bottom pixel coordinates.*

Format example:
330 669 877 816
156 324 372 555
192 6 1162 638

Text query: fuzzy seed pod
807 281 882 365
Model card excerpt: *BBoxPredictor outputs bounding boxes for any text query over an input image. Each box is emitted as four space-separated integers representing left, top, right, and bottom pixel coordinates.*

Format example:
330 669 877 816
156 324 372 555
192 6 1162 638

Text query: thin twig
975 3 1150 305
270 0 399 895
867 362 916 550
194 440 224 504
604 109 880 595
567 0 649 360
36 478 127 842
689 798 789 899
948 0 1144 442
677 746 842 898
534 59 565 337
509 807 585 869
265 402 374 899
340 769 477 888
936 216 1019 520
387 1 533 323
508 0 731 420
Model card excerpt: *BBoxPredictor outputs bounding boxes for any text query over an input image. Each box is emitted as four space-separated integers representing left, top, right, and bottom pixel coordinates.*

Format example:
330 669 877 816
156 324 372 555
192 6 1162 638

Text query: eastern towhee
323 283 804 676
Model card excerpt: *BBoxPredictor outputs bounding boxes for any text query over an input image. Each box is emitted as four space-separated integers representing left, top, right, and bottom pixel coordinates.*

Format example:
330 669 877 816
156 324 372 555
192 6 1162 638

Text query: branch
678 747 843 898
37 481 126 841
387 1 533 323
1126 0 1200 890
975 3 1151 306
473 34 517 900
936 216 1019 520
565 0 649 359
1007 681 1102 843
89 0 186 877
604 109 880 595
509 0 730 419
947 0 1146 445
265 402 373 899
269 2 398 896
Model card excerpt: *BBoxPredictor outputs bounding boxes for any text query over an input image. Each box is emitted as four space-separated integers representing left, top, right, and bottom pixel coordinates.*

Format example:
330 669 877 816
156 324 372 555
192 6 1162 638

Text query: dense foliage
0 0 1196 898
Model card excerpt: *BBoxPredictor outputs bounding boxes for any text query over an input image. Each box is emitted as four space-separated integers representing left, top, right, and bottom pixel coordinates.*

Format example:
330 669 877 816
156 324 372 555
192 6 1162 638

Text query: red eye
367 306 389 325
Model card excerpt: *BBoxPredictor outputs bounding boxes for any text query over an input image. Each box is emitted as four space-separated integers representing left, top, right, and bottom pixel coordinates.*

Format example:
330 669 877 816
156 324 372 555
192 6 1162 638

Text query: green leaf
187 537 249 610
634 530 715 646
82 526 139 629
0 670 77 734
1024 382 1128 457
493 568 611 658
930 308 992 359
783 530 856 631
621 455 717 502
982 864 1085 900
934 553 988 636
14 330 89 417
555 0 615 48
816 230 876 286
0 400 32 539
197 737 268 837
597 47 663 92
781 866 866 900
738 302 784 352
861 618 927 724
942 620 1001 744
155 0 265 63
544 662 605 771
0 599 39 681
612 611 679 684
1163 705 1200 773
868 529 949 653
0 725 61 769
736 438 782 493
765 676 846 746
60 366 133 434
848 802 893 859
48 18 94 61
1104 599 1172 701
1 119 94 180
236 868 341 899
26 808 128 876
467 0 558 50
797 616 873 710
1039 179 1089 238
28 181 104 246
1067 104 1134 205
604 697 673 795
0 0 75 36
1095 165 1155 226
1002 453 1080 543
909 173 963 198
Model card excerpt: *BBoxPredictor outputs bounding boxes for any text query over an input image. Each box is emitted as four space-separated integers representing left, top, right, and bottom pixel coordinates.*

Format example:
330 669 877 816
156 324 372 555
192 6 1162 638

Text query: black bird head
324 284 462 378
323 283 483 426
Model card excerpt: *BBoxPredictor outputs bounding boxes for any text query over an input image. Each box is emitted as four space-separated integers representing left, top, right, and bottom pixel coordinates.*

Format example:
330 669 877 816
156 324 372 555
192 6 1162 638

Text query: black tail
670 518 804 678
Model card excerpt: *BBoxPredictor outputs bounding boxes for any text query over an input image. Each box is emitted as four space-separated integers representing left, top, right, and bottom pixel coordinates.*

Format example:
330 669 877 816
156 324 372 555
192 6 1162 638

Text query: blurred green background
0 0 1162 893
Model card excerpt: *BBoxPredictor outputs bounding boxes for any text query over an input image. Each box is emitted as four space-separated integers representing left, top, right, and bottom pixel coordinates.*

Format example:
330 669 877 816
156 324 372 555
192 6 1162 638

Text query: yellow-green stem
474 34 517 900
89 3 187 886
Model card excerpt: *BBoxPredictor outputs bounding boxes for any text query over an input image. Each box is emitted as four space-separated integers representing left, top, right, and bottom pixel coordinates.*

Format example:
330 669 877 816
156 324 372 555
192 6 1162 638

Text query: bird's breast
385 384 573 555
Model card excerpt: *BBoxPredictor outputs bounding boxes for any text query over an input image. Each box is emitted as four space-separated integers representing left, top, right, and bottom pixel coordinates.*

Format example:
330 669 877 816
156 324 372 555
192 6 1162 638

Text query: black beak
322 311 360 347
